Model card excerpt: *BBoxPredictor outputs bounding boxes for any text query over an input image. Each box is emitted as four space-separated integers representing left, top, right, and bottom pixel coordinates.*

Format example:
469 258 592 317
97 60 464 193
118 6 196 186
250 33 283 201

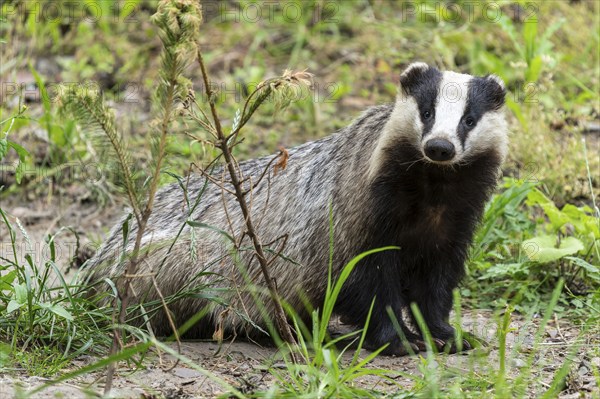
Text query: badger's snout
424 139 456 162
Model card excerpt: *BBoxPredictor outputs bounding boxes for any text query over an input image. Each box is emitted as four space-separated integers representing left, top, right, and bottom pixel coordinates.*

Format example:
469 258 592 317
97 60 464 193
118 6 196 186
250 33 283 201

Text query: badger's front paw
414 334 483 353
379 337 420 356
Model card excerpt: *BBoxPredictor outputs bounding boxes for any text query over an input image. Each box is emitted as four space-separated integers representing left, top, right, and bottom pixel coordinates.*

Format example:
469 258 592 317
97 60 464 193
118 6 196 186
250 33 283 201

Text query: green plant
523 187 599 281
0 211 114 376
2 1 599 397
0 106 30 185
267 247 405 398
410 280 583 399
30 65 78 163
467 175 599 318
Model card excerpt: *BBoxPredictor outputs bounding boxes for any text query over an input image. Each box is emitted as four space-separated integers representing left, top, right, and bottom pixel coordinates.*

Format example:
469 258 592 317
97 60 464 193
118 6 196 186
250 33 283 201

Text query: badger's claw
413 337 473 353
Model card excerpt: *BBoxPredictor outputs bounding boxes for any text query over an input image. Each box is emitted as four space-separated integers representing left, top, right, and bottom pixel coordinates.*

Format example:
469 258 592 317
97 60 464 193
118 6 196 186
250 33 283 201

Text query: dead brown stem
196 46 299 361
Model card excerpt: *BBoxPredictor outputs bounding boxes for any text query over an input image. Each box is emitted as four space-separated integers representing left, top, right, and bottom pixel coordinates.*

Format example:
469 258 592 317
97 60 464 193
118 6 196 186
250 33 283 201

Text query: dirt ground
0 310 598 398
0 195 598 398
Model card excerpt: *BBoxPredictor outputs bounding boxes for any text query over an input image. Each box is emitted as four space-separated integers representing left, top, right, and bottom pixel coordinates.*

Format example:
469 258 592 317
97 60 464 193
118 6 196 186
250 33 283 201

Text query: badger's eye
422 110 433 120
465 116 475 127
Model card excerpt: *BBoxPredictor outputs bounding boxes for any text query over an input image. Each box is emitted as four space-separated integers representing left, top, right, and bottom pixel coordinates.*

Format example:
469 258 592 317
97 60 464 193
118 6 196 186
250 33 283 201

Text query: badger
85 63 508 355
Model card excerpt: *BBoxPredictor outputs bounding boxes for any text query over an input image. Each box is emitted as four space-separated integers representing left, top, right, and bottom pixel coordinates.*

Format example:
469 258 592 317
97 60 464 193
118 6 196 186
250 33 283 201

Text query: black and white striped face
390 62 507 166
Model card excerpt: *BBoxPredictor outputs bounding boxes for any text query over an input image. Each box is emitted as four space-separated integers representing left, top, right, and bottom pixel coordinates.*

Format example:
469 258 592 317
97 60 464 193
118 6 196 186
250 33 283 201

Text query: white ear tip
401 62 429 77
487 74 505 89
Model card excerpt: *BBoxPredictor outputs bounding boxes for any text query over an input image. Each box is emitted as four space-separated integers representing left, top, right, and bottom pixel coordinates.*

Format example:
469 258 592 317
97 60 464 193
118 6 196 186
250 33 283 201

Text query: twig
195 165 236 195
152 275 182 371
256 169 274 230
187 105 218 137
265 234 290 267
240 152 283 196
220 182 238 246
553 313 567 343
196 45 299 361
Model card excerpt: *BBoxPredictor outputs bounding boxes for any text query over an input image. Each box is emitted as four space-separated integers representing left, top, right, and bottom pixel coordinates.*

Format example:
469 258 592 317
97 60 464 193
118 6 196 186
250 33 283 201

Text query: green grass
0 208 113 377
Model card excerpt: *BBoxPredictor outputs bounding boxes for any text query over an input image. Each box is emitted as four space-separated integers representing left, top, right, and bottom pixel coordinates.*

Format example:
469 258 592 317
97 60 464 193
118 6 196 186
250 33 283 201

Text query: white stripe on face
424 71 472 158
463 110 508 162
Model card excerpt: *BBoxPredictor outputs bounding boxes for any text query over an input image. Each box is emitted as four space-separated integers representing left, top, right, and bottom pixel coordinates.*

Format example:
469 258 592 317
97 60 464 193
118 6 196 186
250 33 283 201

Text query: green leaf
0 270 17 291
523 18 538 63
29 64 51 115
565 256 600 281
8 141 30 161
538 18 565 56
480 262 528 279
506 96 527 129
121 213 132 247
14 282 28 304
120 0 142 19
526 189 569 230
40 303 74 321
15 162 24 184
187 221 235 243
562 204 600 238
522 235 584 263
6 299 23 314
498 15 523 58
319 246 399 341
526 55 543 83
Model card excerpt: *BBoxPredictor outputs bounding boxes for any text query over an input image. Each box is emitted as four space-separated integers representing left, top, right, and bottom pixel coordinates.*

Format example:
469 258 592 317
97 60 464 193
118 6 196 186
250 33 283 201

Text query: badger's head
370 63 508 177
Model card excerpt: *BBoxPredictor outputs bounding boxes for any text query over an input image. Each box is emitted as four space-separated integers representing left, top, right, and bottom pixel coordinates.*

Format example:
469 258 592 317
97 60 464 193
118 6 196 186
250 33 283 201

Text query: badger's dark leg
408 268 472 353
360 301 421 356
337 260 421 355
410 278 454 337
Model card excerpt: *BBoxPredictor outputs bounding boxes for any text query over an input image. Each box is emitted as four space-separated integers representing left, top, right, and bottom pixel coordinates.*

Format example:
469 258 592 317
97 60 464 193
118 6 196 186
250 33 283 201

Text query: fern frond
59 87 142 221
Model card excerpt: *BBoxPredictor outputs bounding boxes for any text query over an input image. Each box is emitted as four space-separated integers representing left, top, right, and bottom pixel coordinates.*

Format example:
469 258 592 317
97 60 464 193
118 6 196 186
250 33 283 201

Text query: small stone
583 121 600 134
172 367 203 379
512 358 526 368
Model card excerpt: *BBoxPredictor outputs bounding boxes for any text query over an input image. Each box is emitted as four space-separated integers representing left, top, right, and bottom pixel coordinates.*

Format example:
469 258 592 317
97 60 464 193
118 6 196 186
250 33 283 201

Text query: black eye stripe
400 65 443 139
458 76 506 146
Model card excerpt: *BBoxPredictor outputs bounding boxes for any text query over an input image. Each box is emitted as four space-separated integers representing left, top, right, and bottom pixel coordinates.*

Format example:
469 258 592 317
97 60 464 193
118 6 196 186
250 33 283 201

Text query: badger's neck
367 97 422 181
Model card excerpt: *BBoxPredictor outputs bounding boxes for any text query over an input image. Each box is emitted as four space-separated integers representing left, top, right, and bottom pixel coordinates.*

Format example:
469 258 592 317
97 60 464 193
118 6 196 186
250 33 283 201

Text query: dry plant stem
196 47 299 359
104 57 180 395
152 275 181 371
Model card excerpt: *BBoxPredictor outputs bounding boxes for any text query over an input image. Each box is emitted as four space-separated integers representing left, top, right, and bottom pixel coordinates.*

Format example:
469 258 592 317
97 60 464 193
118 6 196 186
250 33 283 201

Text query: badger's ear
486 74 505 90
399 62 432 96
485 74 506 109
401 62 430 76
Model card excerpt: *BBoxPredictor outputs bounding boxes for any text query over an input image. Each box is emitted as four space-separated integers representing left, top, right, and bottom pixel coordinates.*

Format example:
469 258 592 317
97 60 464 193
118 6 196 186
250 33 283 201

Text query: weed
0 210 114 377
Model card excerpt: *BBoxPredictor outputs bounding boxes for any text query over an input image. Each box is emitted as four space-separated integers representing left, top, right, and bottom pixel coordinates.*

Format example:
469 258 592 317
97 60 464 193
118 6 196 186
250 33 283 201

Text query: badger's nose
424 139 456 162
